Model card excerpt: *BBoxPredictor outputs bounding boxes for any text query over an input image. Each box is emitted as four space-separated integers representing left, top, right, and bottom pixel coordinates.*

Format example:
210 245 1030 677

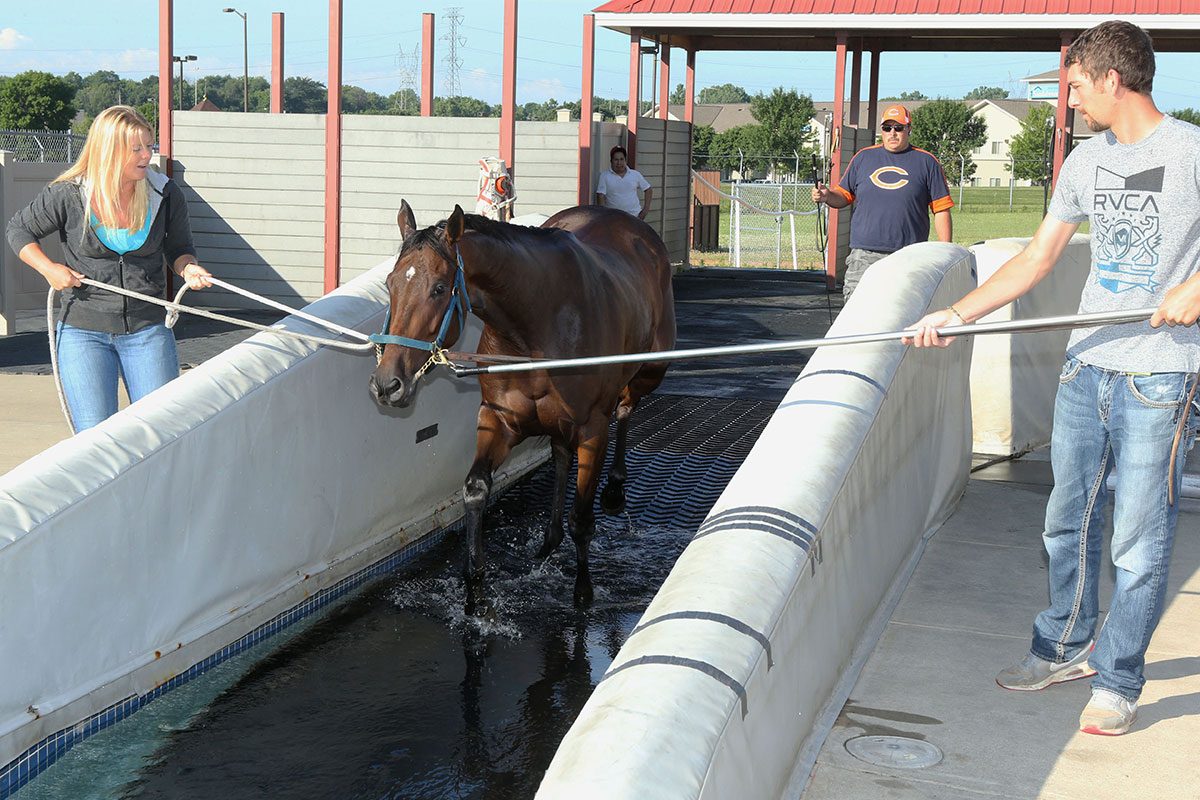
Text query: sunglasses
881 123 907 132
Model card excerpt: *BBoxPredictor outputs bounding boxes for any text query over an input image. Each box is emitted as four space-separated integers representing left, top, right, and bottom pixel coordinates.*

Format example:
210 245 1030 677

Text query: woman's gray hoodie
6 169 196 334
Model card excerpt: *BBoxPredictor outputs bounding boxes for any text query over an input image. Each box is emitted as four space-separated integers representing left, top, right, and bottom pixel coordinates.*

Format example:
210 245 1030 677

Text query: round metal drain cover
845 735 943 769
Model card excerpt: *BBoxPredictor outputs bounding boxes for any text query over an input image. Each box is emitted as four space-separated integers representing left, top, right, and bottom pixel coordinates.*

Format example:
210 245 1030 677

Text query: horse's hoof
536 538 560 559
573 577 594 608
599 482 626 516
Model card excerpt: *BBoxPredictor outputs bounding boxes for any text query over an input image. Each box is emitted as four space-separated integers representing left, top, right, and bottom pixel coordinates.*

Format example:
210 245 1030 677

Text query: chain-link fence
0 130 87 163
728 182 825 270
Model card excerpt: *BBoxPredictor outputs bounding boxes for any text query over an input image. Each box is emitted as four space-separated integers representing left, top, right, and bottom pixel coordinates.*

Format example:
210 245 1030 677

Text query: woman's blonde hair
55 106 154 232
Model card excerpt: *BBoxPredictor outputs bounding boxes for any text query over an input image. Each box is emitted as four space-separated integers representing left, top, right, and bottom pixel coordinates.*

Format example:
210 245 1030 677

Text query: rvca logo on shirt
1092 166 1164 294
869 166 909 189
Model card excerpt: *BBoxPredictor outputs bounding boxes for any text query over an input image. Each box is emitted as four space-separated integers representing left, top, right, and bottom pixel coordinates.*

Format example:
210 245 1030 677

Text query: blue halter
370 246 473 356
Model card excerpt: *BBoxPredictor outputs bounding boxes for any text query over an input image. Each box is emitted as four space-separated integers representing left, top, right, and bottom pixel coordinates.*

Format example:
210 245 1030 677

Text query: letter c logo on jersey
870 166 909 190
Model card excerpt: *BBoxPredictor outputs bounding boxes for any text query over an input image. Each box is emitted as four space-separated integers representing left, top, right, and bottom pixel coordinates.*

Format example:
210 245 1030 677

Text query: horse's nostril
383 377 402 396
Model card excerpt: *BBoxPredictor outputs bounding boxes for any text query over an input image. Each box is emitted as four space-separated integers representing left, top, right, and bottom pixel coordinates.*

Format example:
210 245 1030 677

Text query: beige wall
632 118 691 263
173 111 327 307
5 112 692 322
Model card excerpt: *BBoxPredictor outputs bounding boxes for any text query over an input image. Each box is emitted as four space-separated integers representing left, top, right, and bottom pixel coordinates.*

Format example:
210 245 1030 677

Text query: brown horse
369 201 675 612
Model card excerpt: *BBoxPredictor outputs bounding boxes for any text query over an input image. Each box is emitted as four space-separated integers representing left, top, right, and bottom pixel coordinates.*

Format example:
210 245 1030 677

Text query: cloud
0 28 30 50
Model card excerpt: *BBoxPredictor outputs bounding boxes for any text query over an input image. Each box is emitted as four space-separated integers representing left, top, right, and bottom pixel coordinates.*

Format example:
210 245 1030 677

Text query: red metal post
271 13 284 114
686 48 695 266
627 29 641 166
867 49 880 137
1053 32 1074 187
579 14 595 206
827 33 848 291
159 0 173 171
849 43 862 151
324 0 342 294
658 39 670 120
500 0 517 191
421 13 435 117
684 49 695 126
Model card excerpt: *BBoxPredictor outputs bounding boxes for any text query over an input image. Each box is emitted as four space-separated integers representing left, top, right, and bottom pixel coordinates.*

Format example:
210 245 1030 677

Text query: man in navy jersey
812 104 955 298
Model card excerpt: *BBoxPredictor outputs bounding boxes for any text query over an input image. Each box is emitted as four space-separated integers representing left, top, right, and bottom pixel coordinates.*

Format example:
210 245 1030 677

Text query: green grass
689 181 1087 267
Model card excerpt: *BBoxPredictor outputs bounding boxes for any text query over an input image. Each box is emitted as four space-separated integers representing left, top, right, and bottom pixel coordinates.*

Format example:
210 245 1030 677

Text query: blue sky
3 2 1199 111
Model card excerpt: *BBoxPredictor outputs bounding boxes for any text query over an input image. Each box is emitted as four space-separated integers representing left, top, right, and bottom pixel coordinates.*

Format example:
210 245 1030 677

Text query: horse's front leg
463 406 514 617
600 389 636 515
536 438 573 559
570 423 610 607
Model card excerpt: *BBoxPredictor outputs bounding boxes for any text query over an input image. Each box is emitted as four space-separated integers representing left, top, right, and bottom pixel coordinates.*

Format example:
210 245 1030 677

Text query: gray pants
843 248 892 300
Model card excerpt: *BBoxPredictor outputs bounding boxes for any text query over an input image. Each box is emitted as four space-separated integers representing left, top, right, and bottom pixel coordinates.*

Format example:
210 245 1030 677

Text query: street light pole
223 7 248 112
171 54 197 111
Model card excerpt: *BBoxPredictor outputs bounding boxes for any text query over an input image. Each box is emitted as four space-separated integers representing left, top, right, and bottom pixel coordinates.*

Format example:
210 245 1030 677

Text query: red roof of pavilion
594 1 1195 12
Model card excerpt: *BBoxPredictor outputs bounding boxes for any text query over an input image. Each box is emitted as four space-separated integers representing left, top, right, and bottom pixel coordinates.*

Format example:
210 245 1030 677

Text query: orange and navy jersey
836 144 954 252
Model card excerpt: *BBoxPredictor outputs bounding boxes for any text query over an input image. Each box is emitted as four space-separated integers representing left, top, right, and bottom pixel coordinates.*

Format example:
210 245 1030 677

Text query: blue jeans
1032 358 1196 701
56 322 180 433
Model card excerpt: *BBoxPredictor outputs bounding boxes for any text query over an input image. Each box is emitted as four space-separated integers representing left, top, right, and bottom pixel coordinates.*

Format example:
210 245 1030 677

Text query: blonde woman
6 106 211 432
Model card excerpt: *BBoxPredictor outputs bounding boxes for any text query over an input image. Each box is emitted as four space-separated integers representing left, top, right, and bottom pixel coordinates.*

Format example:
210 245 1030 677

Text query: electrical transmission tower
395 42 420 112
441 7 465 97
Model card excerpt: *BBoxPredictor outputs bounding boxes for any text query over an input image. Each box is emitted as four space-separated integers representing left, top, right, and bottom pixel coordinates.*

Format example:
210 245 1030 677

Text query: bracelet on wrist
947 305 967 324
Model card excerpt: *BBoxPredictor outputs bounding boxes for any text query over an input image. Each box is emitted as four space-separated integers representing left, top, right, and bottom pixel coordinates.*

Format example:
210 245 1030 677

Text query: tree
964 86 1009 101
1170 108 1200 126
1006 103 1056 184
898 90 928 102
434 95 497 117
909 99 987 185
692 123 716 169
0 71 76 130
707 124 768 174
284 76 326 114
698 83 751 104
749 87 816 170
670 83 686 105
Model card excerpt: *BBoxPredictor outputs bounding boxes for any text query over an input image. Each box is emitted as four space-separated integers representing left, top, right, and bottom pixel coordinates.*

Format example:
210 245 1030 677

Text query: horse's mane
400 212 564 267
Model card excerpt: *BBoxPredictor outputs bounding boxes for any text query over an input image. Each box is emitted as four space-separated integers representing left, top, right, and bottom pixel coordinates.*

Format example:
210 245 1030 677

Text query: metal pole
1009 154 1015 211
958 153 965 207
454 307 1160 377
242 12 249 112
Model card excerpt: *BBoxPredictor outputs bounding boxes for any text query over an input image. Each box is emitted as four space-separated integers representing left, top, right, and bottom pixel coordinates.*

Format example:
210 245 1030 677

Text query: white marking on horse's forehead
405 266 416 282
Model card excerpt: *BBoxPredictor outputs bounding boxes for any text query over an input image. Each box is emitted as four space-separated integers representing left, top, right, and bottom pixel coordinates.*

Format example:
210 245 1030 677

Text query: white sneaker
1079 689 1137 735
995 642 1096 691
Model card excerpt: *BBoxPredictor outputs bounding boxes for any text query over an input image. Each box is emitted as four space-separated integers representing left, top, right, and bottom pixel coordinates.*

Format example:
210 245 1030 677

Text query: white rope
691 169 819 218
44 276 377 431
74 277 376 351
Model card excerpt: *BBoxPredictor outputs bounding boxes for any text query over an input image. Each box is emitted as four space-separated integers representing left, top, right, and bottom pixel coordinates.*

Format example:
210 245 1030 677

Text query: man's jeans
1032 357 1196 701
56 322 180 433
843 248 891 299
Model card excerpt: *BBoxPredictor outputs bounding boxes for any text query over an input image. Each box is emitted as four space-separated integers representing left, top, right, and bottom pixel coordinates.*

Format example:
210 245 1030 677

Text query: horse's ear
397 200 417 239
445 204 466 244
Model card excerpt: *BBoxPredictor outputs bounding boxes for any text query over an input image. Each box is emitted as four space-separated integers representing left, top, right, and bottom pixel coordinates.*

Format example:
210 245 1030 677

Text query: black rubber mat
507 393 777 531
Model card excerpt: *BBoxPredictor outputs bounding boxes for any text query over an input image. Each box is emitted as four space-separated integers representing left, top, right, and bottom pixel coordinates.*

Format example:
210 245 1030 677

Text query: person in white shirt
595 145 653 220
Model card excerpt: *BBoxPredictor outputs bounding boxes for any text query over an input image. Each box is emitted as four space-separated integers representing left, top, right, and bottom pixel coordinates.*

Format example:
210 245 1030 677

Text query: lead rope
45 277 379 431
1167 365 1200 506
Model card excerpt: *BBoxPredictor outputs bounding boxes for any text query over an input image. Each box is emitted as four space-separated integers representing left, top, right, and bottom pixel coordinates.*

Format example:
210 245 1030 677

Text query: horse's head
369 201 469 408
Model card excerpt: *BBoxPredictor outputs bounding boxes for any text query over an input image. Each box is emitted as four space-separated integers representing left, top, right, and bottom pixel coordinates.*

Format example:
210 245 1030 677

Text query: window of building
991 141 1004 155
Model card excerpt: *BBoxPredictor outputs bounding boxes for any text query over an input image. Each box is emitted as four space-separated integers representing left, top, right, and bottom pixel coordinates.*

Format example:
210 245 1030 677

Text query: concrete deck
800 452 1200 799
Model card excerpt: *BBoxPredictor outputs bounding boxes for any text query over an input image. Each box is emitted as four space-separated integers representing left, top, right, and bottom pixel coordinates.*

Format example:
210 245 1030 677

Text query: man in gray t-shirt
907 21 1200 737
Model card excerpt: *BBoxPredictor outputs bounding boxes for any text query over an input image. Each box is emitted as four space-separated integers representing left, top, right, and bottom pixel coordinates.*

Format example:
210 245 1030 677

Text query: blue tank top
91 206 152 254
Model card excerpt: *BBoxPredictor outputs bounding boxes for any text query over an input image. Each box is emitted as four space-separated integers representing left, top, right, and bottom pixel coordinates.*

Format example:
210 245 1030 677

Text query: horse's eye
432 282 447 297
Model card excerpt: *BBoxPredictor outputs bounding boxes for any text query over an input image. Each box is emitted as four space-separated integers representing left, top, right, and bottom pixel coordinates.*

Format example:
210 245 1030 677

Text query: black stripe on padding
694 506 816 552
602 655 748 718
631 611 773 669
794 368 886 393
